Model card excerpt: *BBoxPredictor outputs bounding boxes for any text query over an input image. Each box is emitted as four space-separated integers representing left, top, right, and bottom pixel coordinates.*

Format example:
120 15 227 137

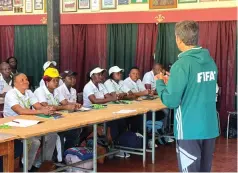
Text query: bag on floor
114 131 143 148
224 116 237 138
146 120 163 133
64 147 93 172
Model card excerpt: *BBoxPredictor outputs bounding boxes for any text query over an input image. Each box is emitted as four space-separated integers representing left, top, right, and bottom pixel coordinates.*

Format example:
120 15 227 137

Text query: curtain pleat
0 26 14 62
14 25 47 88
107 24 138 78
135 24 158 76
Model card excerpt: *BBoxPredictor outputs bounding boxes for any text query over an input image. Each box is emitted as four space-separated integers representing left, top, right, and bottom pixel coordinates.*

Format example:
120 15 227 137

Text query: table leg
23 139 28 173
41 136 45 162
2 140 14 172
143 113 147 167
103 122 107 135
93 124 97 172
152 111 155 164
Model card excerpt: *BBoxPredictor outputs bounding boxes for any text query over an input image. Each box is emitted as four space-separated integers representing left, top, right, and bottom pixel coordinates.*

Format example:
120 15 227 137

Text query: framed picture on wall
131 0 147 3
0 0 13 11
101 0 116 9
91 0 100 11
25 0 33 12
199 0 216 2
78 0 90 9
62 0 77 12
13 0 23 6
34 0 43 10
118 0 129 5
178 0 197 3
149 0 177 9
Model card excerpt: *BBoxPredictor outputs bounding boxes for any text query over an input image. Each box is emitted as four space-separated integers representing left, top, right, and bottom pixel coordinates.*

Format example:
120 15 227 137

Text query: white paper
78 107 91 111
113 109 137 114
4 119 40 127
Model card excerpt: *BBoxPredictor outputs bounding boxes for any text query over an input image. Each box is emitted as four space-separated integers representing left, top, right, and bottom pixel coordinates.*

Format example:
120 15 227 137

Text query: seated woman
80 67 117 146
83 67 117 108
104 66 135 100
3 73 56 171
54 70 82 155
34 68 76 111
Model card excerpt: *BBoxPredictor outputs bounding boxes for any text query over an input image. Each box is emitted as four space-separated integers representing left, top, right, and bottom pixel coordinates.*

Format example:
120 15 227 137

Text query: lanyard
46 94 58 106
16 94 31 109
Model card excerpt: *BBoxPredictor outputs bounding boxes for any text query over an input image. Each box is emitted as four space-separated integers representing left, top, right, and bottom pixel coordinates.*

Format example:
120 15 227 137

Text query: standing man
0 62 13 97
155 21 219 172
6 56 18 75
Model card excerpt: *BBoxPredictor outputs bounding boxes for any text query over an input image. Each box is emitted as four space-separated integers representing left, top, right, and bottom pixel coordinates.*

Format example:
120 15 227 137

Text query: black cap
60 70 77 79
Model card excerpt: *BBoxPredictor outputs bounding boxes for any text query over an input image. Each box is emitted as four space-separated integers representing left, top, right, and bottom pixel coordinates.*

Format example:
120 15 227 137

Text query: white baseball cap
109 66 124 76
43 61 57 71
90 67 106 77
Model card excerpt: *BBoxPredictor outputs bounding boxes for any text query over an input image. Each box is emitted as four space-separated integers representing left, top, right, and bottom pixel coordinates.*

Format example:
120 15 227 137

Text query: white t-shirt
142 70 155 90
104 79 130 94
39 79 64 87
34 85 59 106
123 77 146 93
0 73 12 94
54 83 77 103
83 80 108 108
3 88 38 117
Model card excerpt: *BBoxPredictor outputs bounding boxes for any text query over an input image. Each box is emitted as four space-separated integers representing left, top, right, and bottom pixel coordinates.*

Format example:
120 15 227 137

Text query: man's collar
129 77 138 84
178 46 202 58
63 83 71 94
14 87 26 97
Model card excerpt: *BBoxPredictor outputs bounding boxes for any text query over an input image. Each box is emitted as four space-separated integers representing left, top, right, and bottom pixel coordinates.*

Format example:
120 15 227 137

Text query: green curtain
107 24 138 77
14 25 47 88
155 23 180 69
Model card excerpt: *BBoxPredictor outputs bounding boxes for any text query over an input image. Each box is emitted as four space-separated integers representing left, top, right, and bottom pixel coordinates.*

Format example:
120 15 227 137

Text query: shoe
167 137 174 143
115 151 130 158
148 139 158 148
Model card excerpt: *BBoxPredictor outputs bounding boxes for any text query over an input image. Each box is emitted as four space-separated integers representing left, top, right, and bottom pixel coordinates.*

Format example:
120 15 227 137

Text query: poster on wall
62 0 77 12
25 0 33 12
91 0 99 11
13 0 23 6
118 0 129 5
34 0 43 10
0 0 13 11
101 0 116 9
131 0 147 3
78 0 90 9
149 0 177 9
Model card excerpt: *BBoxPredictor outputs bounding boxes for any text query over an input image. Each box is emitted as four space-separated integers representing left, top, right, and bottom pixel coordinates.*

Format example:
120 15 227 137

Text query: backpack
114 131 143 148
64 147 93 172
224 115 237 138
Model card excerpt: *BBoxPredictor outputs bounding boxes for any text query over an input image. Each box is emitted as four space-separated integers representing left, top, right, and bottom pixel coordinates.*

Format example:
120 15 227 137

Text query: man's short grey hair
175 21 199 46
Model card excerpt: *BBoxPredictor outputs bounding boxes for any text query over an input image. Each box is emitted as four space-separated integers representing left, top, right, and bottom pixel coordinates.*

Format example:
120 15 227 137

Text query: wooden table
0 99 166 172
0 133 16 172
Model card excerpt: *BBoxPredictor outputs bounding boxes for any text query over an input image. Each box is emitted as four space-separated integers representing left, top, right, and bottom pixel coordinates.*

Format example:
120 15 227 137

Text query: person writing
155 21 218 172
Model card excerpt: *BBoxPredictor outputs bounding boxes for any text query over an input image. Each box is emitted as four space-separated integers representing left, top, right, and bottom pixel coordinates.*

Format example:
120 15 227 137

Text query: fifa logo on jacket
197 71 216 83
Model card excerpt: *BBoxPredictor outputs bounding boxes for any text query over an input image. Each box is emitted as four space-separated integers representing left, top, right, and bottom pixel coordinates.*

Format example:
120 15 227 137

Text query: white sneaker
167 137 174 143
115 151 130 158
148 139 158 149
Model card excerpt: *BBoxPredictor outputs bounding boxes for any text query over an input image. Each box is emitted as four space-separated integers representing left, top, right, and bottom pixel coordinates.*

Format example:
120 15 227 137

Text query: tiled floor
98 137 237 172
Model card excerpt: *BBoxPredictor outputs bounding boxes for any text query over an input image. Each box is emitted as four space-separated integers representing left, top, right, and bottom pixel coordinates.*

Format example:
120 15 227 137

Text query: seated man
143 64 174 142
3 73 57 171
6 56 18 76
39 61 63 87
0 62 13 97
123 66 151 98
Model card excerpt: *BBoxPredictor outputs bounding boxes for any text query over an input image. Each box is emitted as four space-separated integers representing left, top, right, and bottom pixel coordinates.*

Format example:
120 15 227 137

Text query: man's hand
40 107 55 115
154 72 164 81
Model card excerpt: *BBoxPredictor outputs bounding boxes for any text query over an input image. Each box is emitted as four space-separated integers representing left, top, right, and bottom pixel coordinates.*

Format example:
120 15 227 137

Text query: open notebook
4 119 40 127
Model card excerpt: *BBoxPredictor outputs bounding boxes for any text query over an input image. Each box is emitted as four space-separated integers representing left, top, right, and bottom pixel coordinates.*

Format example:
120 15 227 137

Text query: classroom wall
0 0 236 24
